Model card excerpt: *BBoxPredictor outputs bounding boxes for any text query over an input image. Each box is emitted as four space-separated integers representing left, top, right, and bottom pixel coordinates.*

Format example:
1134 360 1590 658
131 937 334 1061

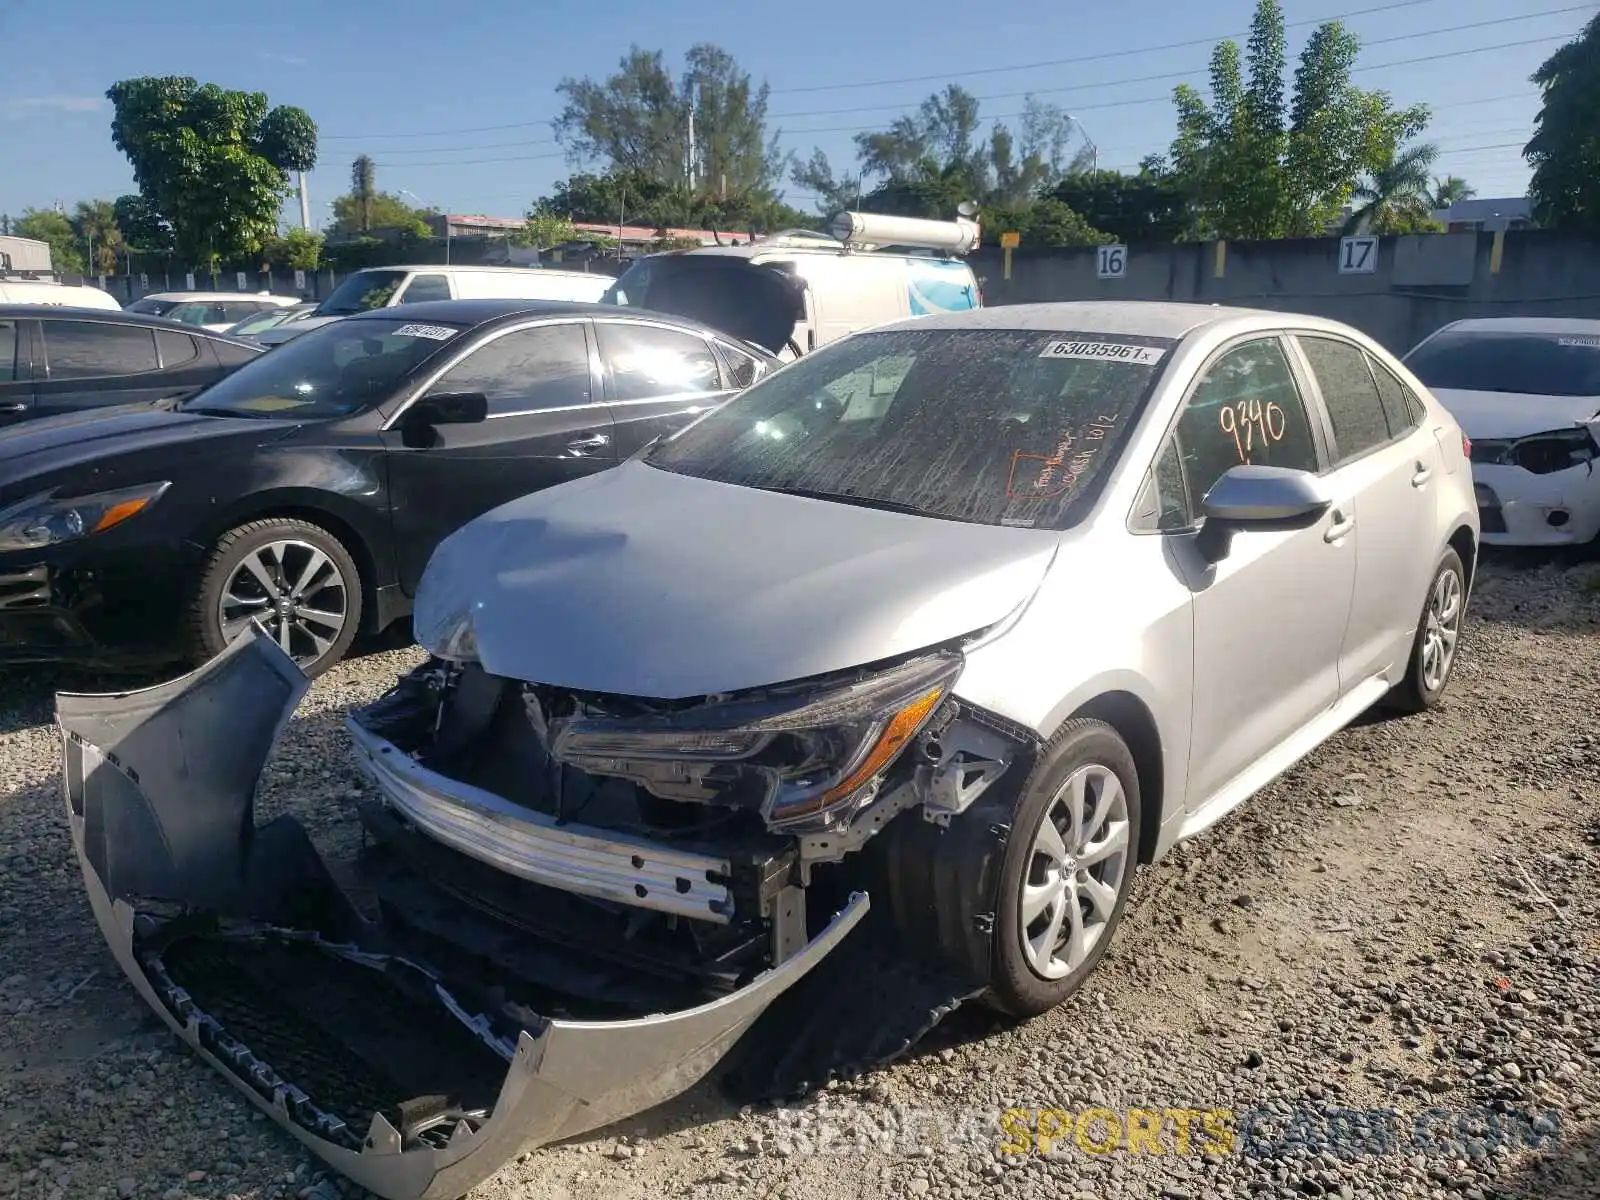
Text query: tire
186 517 364 678
1386 546 1466 714
984 718 1142 1018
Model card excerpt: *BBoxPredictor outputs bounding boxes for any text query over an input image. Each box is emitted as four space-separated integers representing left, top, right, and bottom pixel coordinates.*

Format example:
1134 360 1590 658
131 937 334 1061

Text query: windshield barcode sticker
395 323 457 341
1039 340 1165 365
1558 337 1600 348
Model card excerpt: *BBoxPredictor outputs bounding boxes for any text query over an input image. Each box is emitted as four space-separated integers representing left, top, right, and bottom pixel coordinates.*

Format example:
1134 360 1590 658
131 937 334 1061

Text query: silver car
60 302 1478 1200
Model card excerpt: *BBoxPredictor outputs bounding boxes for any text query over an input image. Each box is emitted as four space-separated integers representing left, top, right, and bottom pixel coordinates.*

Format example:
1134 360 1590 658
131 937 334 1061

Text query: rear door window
596 322 723 401
41 320 161 379
1368 356 1424 436
156 330 201 368
1297 335 1393 463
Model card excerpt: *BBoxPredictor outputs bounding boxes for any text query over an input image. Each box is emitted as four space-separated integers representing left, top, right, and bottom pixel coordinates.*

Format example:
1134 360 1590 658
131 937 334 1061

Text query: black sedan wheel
187 517 363 676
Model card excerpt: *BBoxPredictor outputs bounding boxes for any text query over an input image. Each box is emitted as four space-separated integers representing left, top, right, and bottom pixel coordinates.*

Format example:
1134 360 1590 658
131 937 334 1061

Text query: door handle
0 401 28 414
567 433 610 454
1411 462 1433 487
1324 509 1355 544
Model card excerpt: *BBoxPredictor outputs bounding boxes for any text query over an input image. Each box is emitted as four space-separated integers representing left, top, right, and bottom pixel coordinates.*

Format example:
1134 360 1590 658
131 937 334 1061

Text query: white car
125 291 301 333
1404 317 1600 546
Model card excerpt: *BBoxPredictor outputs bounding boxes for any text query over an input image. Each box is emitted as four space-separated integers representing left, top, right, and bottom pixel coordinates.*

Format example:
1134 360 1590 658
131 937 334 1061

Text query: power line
771 0 1451 94
767 7 1586 121
321 1 1573 142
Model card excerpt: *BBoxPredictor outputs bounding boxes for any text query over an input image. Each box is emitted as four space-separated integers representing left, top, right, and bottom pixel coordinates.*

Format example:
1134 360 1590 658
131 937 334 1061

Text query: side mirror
408 391 488 428
1195 464 1331 563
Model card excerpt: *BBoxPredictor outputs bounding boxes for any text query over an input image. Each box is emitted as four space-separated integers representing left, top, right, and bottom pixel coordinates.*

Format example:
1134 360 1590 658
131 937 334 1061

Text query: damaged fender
58 625 868 1200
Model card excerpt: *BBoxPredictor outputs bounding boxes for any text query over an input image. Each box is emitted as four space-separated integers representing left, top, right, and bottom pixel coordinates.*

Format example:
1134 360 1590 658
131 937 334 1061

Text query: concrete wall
972 230 1600 353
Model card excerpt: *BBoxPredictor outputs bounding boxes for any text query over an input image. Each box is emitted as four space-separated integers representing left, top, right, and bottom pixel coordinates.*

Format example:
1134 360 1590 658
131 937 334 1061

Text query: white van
599 211 982 359
254 264 611 345
0 277 122 311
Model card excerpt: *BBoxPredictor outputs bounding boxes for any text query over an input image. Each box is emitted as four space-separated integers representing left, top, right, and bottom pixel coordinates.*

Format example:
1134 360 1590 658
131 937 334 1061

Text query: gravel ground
1 552 1596 1200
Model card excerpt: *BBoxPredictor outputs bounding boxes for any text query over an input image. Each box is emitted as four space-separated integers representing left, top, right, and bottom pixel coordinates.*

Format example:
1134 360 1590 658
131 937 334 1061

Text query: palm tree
71 199 124 275
1427 175 1476 210
1343 141 1440 235
350 155 376 232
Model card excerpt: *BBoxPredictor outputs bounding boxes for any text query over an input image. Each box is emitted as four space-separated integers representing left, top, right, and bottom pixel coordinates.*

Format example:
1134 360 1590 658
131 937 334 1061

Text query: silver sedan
59 301 1480 1200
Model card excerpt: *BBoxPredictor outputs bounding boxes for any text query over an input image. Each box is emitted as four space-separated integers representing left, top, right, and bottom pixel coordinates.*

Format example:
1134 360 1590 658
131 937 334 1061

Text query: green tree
1343 141 1440 234
1525 12 1600 233
511 213 581 249
261 226 324 270
327 191 433 237
70 199 124 274
792 86 1092 220
531 168 814 236
106 75 318 267
1169 0 1430 239
1427 175 1476 209
350 154 377 231
555 44 783 197
13 208 86 274
1048 169 1190 243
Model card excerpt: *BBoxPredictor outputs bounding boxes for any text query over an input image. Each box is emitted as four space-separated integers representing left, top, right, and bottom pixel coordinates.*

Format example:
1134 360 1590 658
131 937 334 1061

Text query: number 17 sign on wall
1097 244 1128 280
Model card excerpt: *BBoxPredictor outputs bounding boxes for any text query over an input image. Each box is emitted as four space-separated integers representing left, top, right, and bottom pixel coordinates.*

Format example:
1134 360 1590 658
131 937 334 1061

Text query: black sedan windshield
181 317 464 419
643 327 1171 529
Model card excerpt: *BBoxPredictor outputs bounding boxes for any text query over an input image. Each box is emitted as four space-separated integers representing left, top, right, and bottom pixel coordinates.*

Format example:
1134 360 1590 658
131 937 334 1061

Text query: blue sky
0 0 1584 229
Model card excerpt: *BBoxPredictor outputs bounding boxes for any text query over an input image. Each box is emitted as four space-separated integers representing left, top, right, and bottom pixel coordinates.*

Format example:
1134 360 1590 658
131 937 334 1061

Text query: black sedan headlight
549 651 963 831
0 483 171 554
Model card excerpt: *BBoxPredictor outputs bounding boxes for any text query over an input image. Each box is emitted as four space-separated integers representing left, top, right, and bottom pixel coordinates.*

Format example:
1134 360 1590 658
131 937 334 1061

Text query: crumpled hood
414 461 1060 699
1430 388 1600 440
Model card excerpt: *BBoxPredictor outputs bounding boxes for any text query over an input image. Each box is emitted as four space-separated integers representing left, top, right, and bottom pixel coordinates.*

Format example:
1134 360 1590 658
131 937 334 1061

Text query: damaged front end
61 625 1035 1199
1469 422 1600 543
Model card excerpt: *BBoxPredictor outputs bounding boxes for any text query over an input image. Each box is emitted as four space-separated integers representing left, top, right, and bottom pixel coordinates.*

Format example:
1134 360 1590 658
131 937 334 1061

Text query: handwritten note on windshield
1006 413 1120 499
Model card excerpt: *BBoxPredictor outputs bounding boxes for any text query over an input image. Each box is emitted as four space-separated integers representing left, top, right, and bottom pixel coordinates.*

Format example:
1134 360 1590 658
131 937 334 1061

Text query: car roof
0 303 264 343
136 291 299 304
346 264 602 280
343 297 780 354
1433 316 1600 336
871 300 1391 343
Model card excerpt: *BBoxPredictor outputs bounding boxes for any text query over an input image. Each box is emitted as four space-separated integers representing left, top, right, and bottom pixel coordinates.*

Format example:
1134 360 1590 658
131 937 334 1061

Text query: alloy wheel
1421 566 1463 693
1018 763 1132 980
217 538 350 667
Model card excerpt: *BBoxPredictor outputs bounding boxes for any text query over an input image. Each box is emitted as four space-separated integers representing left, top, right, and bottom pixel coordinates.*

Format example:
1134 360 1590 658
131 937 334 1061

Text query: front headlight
550 650 963 832
0 482 171 554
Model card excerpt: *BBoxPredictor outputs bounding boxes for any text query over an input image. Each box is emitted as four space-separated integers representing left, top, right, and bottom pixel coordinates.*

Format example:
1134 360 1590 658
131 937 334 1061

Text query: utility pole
686 109 696 189
298 172 311 229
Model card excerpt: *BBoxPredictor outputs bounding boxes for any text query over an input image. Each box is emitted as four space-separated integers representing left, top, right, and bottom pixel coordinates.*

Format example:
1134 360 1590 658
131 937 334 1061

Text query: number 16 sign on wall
1097 244 1128 280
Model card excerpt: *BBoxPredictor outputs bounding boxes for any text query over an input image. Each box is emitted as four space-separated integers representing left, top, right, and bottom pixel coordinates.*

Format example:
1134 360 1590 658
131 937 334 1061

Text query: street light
398 188 450 264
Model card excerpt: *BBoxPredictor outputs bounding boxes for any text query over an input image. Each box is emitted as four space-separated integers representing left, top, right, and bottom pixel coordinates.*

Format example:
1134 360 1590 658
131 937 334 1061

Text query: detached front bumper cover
58 625 867 1200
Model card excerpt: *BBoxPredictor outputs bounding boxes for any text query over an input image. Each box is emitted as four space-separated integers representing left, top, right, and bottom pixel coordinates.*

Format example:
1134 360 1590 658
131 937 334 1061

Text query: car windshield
228 308 295 336
1405 329 1600 398
180 317 465 419
315 270 407 316
643 326 1171 529
127 297 179 316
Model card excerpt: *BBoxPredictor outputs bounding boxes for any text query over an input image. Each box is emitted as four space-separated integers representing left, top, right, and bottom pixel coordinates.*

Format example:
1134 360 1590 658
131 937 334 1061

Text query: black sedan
0 304 263 425
0 299 779 675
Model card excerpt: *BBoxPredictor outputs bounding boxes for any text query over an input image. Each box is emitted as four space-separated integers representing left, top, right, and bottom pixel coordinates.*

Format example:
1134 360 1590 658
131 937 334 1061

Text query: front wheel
186 517 364 677
1386 547 1466 714
986 719 1142 1017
